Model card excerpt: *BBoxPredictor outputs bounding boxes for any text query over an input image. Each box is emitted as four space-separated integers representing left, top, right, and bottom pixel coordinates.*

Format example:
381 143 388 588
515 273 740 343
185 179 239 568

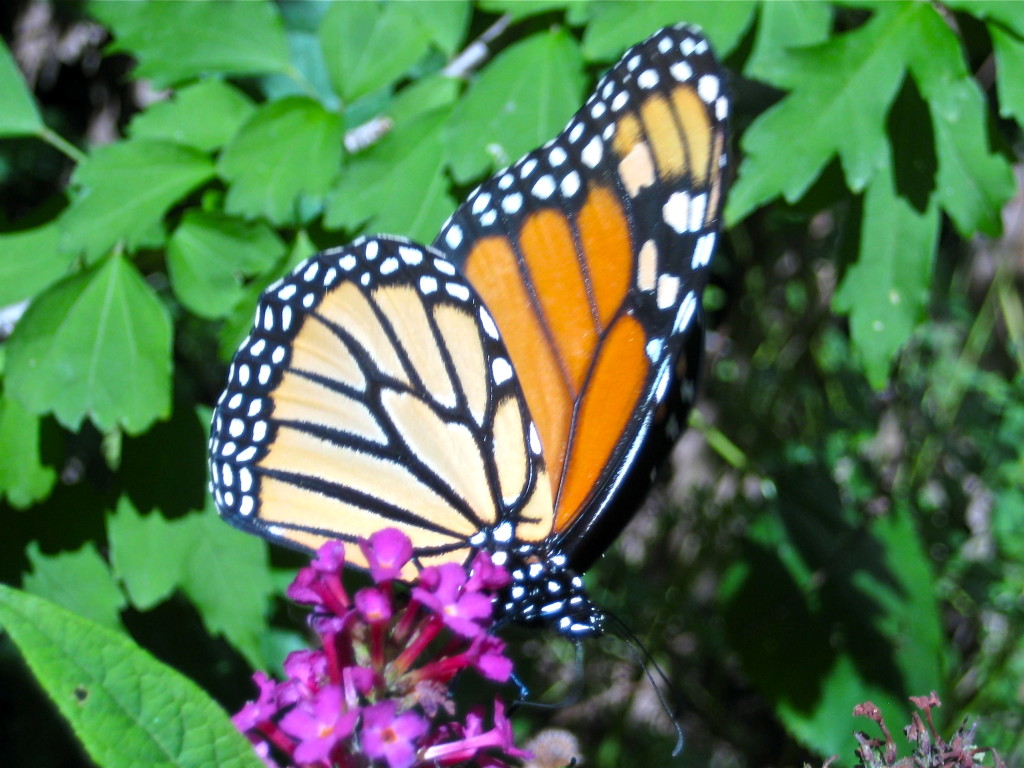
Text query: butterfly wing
208 237 555 578
434 24 728 567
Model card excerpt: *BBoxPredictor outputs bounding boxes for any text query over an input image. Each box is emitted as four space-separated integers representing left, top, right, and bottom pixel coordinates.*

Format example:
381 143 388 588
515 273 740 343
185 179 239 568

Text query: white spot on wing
637 70 659 89
656 274 680 310
670 61 693 82
675 291 698 333
532 175 556 199
445 282 470 301
529 423 541 455
492 357 513 385
582 137 603 168
560 171 581 197
480 308 499 339
400 245 423 265
698 74 719 103
690 193 708 232
472 193 491 213
692 232 716 270
502 193 523 213
663 191 691 234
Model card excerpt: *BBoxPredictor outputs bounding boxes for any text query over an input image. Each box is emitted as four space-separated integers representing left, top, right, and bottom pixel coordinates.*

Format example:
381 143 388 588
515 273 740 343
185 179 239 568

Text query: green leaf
388 75 460 124
0 38 43 137
0 394 57 508
744 1 833 82
945 0 1024 37
108 499 274 668
167 210 285 319
177 510 274 670
904 9 1015 236
727 5 919 223
991 25 1024 124
0 584 265 768
5 254 173 434
22 542 126 630
720 478 944 758
60 139 215 261
107 498 193 610
407 1 471 56
582 0 756 61
218 231 317 360
834 169 939 389
88 0 291 88
0 219 76 306
128 80 256 152
326 108 456 242
446 28 586 183
219 96 344 226
320 2 432 103
478 0 576 23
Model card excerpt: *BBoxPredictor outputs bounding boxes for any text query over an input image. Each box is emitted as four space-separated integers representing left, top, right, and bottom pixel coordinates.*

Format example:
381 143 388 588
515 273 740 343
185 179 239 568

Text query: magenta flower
359 528 413 583
360 701 429 768
232 671 278 731
232 532 530 768
421 701 531 765
413 562 494 638
467 550 512 592
280 685 357 765
355 587 392 623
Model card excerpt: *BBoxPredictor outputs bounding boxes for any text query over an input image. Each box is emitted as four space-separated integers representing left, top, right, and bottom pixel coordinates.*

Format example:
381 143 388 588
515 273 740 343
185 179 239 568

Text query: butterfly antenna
603 611 685 756
510 639 587 711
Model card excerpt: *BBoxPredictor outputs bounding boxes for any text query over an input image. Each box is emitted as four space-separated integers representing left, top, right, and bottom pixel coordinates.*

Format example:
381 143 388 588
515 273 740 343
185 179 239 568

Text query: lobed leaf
406 0 471 57
167 210 285 319
108 500 273 669
127 80 256 152
833 168 939 389
744 1 832 82
59 139 215 261
21 542 126 631
582 0 755 61
446 28 586 183
903 7 1015 237
219 96 344 226
320 2 432 103
5 254 173 435
89 0 291 88
727 5 918 223
326 108 456 243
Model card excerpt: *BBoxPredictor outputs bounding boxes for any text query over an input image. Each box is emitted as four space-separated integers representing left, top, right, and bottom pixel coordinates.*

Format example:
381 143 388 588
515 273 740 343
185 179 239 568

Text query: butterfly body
209 23 728 638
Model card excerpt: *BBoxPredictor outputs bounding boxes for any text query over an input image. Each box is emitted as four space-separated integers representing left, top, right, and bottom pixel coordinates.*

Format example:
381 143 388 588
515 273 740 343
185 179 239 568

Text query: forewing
434 24 729 560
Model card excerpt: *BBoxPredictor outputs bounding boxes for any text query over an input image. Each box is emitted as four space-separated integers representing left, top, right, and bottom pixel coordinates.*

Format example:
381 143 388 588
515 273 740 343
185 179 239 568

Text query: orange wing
435 24 728 564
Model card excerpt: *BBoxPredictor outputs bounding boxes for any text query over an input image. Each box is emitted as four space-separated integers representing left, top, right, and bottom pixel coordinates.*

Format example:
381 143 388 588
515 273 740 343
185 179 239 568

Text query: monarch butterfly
209 24 728 639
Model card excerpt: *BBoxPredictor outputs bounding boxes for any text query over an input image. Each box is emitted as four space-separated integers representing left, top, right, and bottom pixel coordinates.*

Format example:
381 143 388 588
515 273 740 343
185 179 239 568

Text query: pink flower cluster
233 529 531 768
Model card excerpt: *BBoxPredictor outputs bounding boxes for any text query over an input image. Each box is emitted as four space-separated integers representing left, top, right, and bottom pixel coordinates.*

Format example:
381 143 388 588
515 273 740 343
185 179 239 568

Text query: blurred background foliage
0 1 1022 766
